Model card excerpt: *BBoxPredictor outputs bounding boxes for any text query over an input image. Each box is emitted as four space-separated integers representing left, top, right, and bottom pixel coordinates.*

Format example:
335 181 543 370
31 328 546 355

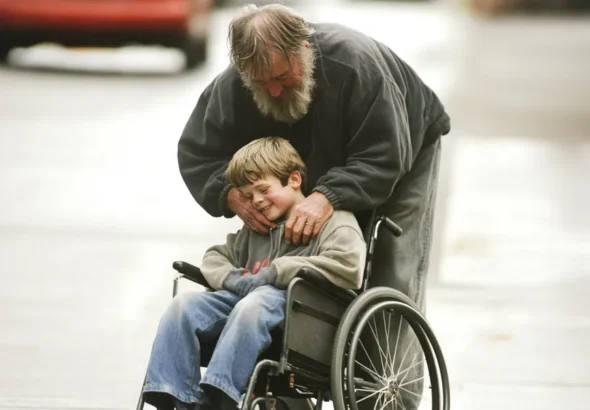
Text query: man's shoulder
313 23 376 54
312 23 392 72
207 65 240 88
198 65 261 122
200 65 249 103
312 22 405 93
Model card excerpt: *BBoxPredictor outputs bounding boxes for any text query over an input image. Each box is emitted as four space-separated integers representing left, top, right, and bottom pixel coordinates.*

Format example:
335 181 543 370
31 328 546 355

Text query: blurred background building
0 0 589 409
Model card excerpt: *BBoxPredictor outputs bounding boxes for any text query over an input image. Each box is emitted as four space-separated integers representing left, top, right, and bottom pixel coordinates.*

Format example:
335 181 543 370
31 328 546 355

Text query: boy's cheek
266 193 290 208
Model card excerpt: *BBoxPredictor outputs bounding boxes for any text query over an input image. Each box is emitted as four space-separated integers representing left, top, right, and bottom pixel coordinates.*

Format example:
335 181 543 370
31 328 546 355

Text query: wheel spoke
399 386 422 399
382 311 393 379
356 387 383 393
378 395 396 410
356 385 389 403
389 311 403 380
354 359 387 383
393 336 415 381
397 356 423 385
399 374 427 388
359 339 384 383
368 317 388 376
372 391 385 410
355 378 383 390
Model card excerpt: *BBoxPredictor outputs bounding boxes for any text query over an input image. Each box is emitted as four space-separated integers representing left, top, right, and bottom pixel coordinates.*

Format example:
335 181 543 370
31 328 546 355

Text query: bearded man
176 4 450 410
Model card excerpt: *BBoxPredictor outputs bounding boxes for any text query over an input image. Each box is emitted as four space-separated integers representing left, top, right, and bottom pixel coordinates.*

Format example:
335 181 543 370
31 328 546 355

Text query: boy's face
239 172 303 221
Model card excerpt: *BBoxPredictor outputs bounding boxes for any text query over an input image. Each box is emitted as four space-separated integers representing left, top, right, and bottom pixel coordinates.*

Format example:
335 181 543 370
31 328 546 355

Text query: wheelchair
137 210 450 410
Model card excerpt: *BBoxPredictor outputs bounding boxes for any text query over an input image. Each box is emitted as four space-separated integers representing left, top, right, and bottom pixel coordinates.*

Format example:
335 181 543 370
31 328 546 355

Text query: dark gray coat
178 22 451 217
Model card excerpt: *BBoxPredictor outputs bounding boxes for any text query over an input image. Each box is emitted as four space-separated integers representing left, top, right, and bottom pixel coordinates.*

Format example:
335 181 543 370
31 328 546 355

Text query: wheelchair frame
137 212 450 410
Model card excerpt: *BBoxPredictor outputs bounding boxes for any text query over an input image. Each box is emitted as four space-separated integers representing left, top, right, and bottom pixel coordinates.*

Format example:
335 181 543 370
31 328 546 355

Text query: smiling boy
142 137 366 410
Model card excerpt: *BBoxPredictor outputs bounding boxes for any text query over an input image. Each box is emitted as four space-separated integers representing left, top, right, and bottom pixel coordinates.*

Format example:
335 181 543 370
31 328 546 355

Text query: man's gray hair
228 4 314 79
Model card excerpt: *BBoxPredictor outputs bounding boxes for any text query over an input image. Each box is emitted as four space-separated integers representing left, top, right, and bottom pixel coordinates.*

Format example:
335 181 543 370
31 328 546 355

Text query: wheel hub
387 379 399 396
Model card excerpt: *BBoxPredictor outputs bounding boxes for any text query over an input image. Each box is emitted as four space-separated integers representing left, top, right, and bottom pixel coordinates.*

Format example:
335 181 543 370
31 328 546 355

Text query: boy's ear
288 171 302 190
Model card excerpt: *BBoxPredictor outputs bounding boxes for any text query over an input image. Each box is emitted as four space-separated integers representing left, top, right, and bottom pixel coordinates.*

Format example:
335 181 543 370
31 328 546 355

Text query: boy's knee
232 286 285 319
165 291 204 320
232 296 261 322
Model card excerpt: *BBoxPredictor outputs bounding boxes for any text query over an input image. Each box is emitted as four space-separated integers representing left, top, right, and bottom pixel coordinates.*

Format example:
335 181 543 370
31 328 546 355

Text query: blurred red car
0 0 213 69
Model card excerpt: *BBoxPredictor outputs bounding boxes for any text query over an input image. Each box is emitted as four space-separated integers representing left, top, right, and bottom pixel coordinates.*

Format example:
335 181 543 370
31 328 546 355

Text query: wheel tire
330 287 450 410
182 35 207 70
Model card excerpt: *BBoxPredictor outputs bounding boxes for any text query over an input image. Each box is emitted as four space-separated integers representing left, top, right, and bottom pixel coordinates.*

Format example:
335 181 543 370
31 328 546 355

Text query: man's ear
288 171 302 189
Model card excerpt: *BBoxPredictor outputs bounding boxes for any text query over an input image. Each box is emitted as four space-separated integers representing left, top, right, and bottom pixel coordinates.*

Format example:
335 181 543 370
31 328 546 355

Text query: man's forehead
249 51 292 81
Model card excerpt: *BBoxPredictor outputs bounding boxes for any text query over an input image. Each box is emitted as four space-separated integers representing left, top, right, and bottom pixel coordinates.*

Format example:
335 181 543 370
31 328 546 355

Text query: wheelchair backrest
353 209 379 291
354 209 403 292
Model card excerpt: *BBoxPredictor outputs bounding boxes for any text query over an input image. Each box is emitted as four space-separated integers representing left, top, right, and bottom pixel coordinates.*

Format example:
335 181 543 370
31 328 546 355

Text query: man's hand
227 187 276 234
285 192 334 246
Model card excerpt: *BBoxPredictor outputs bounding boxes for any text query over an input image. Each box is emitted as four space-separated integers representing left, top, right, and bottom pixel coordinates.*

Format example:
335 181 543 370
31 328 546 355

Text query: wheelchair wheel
331 287 449 410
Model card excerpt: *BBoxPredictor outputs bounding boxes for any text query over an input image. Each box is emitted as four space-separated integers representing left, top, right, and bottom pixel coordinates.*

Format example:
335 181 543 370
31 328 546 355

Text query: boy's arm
271 224 366 290
200 230 245 290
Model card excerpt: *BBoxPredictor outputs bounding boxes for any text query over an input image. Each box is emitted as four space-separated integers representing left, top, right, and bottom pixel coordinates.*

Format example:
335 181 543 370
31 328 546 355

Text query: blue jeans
143 286 287 409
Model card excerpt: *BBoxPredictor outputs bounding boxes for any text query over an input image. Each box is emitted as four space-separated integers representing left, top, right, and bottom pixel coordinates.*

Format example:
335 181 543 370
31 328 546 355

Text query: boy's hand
285 192 334 246
234 268 278 298
227 188 276 235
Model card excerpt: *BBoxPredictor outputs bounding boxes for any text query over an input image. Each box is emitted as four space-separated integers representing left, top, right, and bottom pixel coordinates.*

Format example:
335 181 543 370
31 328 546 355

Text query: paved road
0 3 588 409
432 9 590 409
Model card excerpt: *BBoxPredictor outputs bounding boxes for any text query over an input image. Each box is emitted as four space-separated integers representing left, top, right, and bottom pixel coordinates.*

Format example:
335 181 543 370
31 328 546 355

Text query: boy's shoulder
322 210 364 237
329 209 361 224
234 211 363 243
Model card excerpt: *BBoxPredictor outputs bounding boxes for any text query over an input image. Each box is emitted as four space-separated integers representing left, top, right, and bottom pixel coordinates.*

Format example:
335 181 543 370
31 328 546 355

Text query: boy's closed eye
239 189 252 200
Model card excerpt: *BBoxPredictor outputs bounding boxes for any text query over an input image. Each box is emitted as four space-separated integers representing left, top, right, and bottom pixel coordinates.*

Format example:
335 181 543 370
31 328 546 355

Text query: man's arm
178 73 277 234
178 81 238 218
313 77 412 211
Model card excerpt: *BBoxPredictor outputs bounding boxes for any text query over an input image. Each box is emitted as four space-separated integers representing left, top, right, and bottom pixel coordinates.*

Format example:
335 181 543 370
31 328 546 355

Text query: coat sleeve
270 224 366 290
177 72 250 218
313 76 412 211
200 229 245 290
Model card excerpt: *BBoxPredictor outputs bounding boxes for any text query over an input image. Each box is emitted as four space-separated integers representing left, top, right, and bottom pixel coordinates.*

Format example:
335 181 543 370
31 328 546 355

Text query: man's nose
253 193 264 203
266 82 283 98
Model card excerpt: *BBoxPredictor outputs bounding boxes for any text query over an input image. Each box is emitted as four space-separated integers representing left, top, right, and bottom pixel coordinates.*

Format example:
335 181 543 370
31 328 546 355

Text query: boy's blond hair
226 137 307 188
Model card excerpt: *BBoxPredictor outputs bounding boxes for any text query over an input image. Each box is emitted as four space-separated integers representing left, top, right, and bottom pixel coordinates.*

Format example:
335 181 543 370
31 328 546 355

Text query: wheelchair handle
379 216 403 237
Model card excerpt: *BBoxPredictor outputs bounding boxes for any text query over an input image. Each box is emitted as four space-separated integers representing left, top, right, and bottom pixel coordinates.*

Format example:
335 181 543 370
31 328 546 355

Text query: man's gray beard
246 48 316 124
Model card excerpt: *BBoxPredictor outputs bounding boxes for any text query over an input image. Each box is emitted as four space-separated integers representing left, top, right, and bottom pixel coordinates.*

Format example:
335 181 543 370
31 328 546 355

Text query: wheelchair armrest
296 267 358 303
172 261 213 290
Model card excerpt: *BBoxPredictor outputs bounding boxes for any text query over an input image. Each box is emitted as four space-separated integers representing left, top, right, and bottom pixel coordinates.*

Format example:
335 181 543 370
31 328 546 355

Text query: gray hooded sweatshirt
200 210 366 291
